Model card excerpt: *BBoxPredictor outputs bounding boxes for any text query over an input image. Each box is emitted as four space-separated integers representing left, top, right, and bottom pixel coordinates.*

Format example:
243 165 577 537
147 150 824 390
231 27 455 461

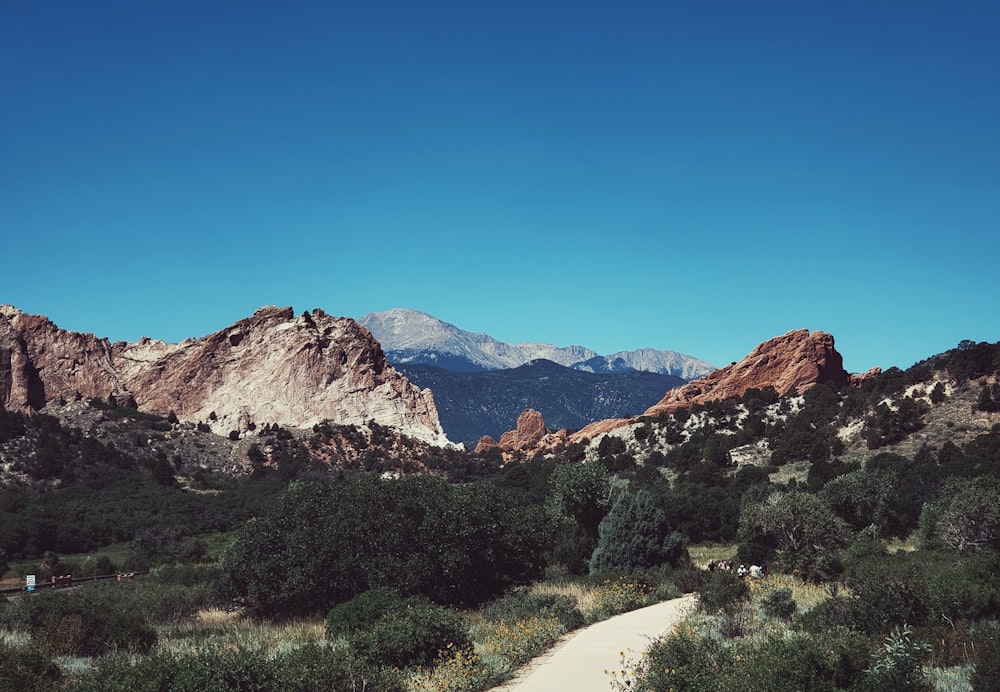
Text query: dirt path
491 594 697 691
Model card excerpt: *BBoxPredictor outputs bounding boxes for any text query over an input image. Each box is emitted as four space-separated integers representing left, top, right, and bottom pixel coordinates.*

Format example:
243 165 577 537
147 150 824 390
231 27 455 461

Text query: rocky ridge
0 305 450 446
483 328 879 455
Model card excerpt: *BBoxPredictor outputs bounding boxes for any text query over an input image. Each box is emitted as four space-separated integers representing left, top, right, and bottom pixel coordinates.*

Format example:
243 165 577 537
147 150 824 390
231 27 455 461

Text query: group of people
707 560 766 579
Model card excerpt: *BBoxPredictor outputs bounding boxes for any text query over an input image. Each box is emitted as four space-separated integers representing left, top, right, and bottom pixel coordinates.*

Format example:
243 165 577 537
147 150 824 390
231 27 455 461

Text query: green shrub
325 587 410 639
861 625 931 691
641 624 726 690
0 589 156 657
279 644 406 691
351 598 470 668
697 570 749 613
760 586 797 620
83 569 223 624
804 561 930 635
742 629 871 691
482 590 584 632
0 641 62 691
671 566 706 594
736 540 775 567
641 625 871 692
225 476 548 617
971 620 1000 692
69 645 406 692
839 536 889 579
590 575 653 620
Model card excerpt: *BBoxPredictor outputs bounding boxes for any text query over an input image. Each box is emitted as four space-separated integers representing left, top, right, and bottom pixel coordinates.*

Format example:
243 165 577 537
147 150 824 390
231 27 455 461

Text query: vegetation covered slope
0 339 998 690
398 358 684 443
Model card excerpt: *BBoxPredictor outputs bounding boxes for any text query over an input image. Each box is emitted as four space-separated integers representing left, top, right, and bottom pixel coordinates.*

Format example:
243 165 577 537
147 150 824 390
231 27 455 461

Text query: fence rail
1 571 149 595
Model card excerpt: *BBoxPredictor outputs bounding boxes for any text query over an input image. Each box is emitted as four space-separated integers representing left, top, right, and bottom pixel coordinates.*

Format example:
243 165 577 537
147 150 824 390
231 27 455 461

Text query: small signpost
26 574 35 592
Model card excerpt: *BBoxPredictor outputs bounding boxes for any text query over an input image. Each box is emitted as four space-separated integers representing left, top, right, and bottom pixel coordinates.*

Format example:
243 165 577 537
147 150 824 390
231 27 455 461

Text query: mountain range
396 360 684 444
358 309 715 378
358 308 711 443
3 302 997 490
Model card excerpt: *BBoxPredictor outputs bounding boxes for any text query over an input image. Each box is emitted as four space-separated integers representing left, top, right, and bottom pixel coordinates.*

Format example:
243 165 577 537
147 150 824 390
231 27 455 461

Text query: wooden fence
1 571 147 595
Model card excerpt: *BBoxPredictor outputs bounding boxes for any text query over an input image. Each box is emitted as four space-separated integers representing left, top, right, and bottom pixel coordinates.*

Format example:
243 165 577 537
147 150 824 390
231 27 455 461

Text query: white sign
26 574 35 591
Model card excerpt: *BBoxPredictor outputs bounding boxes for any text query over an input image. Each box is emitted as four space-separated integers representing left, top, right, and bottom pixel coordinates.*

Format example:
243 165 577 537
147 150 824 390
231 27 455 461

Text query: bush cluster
0 641 62 691
799 549 1000 638
640 623 871 691
326 589 470 668
481 589 585 632
69 644 405 692
225 475 549 616
0 588 156 658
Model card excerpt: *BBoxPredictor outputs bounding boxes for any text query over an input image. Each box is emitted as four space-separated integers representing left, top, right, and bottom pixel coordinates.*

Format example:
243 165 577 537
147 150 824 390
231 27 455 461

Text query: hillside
398 359 684 444
2 323 997 569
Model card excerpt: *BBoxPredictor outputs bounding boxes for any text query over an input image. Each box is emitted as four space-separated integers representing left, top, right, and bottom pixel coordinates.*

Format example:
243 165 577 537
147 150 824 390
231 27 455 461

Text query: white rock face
124 307 452 446
1 304 452 447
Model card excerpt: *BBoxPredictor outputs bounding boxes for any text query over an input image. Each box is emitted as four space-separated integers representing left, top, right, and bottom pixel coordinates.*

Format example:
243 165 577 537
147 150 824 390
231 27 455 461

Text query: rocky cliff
0 306 124 412
476 409 547 453
0 305 450 446
570 329 873 441
645 329 852 415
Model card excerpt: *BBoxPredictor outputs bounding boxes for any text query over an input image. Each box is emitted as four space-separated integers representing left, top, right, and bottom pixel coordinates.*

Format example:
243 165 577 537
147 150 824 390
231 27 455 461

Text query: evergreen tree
589 489 686 573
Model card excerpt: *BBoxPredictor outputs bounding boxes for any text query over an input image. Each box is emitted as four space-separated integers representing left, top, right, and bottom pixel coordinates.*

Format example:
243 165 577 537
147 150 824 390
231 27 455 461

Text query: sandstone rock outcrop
475 408 547 454
0 305 450 446
572 329 856 442
646 329 850 415
850 366 883 387
474 435 500 454
475 408 569 457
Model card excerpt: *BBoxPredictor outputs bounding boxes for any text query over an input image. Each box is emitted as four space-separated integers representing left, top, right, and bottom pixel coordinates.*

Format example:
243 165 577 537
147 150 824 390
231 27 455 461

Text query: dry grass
526 580 604 615
887 534 919 553
688 544 737 568
768 461 810 485
155 607 327 656
746 573 833 613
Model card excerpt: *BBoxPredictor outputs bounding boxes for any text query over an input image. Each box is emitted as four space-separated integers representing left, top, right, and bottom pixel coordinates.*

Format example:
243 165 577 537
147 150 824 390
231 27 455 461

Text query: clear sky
2 1 998 373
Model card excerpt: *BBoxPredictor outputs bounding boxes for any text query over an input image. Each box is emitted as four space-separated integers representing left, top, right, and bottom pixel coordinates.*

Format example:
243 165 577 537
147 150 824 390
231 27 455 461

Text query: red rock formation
0 306 124 412
647 329 849 414
851 366 883 387
0 304 450 446
499 409 547 451
474 435 500 454
572 329 854 442
476 409 569 458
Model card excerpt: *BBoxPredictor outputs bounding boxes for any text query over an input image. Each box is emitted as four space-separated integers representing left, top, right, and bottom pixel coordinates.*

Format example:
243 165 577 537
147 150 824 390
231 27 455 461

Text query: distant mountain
359 308 715 379
396 359 685 445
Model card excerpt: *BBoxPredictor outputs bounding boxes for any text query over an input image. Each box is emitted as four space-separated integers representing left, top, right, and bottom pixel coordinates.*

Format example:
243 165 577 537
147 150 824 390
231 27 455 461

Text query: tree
819 468 898 536
918 476 1000 552
740 490 850 579
589 489 687 573
224 476 548 617
546 462 612 542
974 383 1000 413
863 398 928 449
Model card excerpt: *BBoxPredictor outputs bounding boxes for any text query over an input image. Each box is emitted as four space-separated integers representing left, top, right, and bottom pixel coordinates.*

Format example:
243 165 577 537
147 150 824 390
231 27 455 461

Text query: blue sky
2 1 998 373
